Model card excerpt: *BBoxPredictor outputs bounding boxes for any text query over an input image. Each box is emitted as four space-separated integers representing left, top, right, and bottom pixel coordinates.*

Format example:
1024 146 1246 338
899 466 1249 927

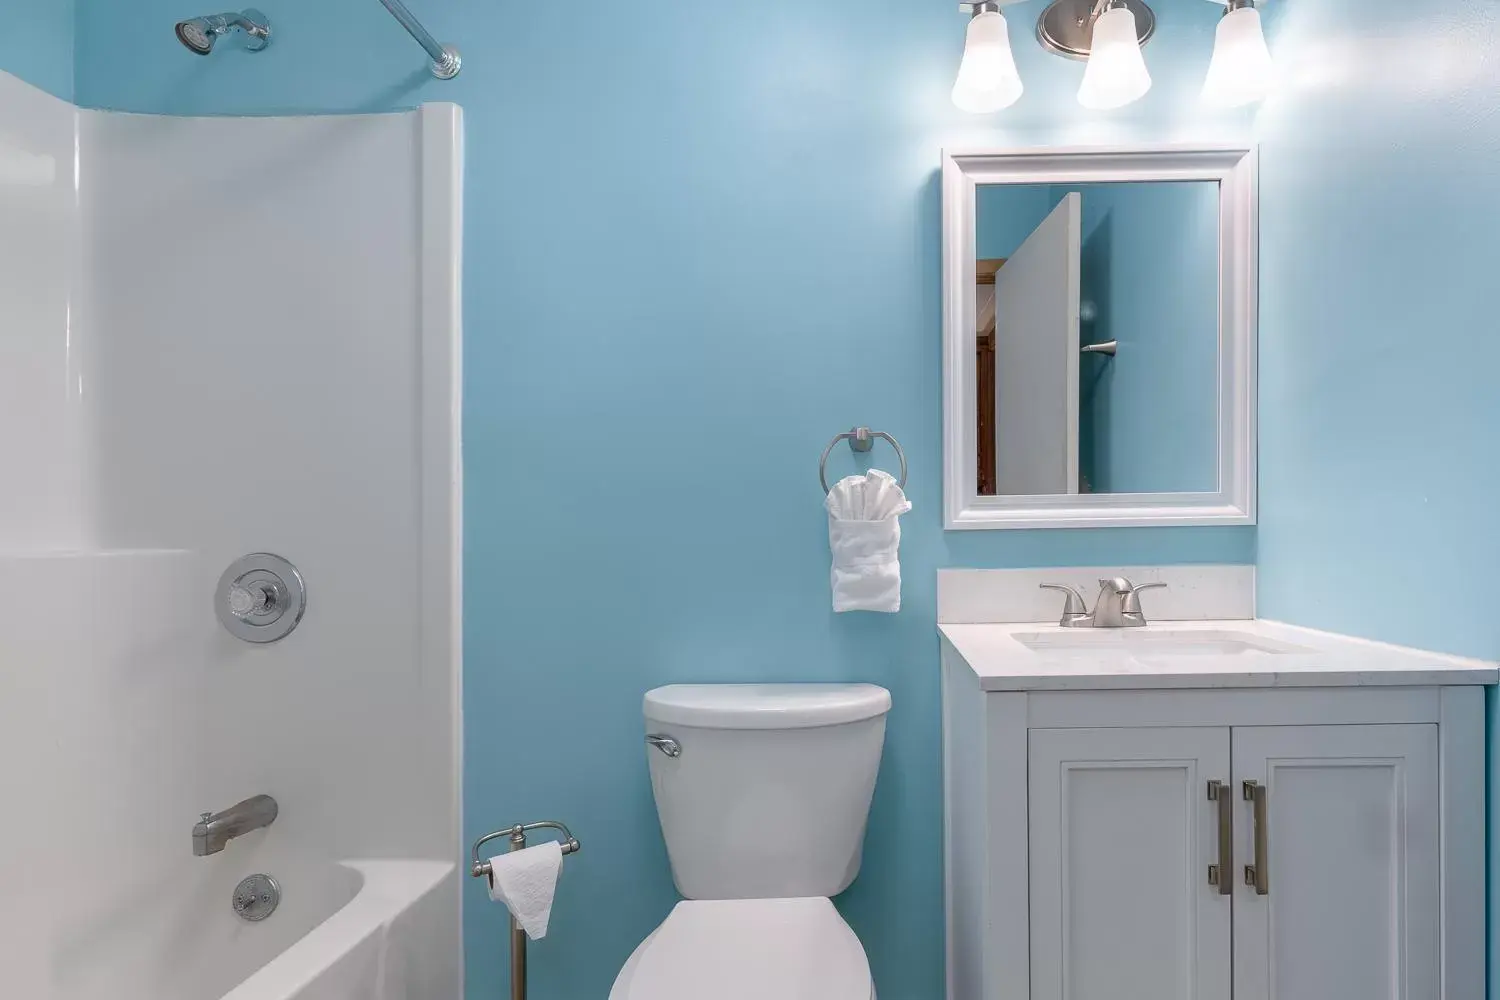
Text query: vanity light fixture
1072 0 1154 108
1201 0 1274 106
951 1 1025 112
950 0 1275 113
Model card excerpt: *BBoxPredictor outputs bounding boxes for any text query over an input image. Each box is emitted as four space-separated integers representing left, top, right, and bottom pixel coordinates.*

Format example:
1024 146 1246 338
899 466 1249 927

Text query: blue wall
1073 181 1219 493
975 184 1055 259
1255 0 1498 660
0 1 71 100
55 1 1251 997
1252 1 1500 991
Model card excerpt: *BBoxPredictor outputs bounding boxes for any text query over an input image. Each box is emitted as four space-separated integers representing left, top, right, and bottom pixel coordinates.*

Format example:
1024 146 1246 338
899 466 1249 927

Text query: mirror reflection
975 180 1220 496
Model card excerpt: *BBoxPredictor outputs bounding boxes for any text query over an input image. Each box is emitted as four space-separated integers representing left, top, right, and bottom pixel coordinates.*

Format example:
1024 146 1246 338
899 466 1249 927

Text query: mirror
975 180 1219 497
942 147 1257 529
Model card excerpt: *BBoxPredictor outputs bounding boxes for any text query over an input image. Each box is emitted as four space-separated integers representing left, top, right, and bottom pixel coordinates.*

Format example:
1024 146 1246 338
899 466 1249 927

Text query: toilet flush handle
645 734 682 758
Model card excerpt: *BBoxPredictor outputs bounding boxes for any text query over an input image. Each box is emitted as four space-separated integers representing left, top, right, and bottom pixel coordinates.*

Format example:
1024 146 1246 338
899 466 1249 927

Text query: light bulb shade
951 11 1023 113
1076 6 1152 110
1201 6 1273 107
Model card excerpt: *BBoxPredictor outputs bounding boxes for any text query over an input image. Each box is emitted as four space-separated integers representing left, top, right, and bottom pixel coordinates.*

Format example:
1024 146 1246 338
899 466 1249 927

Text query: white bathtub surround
0 72 86 550
937 564 1254 623
0 68 464 1000
827 469 912 612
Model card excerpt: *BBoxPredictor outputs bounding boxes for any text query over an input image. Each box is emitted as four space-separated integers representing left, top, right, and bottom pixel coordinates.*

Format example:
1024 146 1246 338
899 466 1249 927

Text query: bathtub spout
193 794 278 856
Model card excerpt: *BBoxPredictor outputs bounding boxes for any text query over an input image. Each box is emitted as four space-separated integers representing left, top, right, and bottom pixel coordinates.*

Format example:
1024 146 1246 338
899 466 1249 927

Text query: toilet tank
643 683 891 900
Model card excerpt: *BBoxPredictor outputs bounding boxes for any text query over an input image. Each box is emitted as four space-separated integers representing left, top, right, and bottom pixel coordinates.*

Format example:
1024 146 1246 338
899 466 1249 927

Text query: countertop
939 619 1497 692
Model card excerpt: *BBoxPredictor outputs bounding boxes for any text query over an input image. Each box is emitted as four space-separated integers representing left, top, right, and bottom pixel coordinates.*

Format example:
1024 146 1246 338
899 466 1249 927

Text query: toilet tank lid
643 683 891 730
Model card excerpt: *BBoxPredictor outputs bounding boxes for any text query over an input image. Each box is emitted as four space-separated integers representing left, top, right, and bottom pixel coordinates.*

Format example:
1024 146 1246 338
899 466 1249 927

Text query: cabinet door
1029 727 1232 1000
1232 724 1440 1000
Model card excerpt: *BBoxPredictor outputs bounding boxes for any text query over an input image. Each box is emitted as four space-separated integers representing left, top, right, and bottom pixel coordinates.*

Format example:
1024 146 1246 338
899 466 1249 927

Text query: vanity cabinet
938 628 1490 1000
1027 724 1439 1000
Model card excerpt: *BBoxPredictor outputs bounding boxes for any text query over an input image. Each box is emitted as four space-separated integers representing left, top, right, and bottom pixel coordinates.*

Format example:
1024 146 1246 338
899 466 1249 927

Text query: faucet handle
1039 584 1090 626
1120 581 1168 614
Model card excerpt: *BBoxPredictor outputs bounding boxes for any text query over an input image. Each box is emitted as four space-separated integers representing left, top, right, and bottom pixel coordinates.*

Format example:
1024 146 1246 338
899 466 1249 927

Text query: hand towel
486 842 564 940
825 468 912 613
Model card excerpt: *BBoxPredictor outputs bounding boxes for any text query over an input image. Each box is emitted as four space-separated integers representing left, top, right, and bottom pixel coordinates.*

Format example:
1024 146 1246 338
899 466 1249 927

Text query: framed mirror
941 145 1257 529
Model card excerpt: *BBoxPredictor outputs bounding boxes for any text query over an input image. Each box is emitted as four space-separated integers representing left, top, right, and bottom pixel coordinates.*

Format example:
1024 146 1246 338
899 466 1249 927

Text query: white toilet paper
486 842 564 940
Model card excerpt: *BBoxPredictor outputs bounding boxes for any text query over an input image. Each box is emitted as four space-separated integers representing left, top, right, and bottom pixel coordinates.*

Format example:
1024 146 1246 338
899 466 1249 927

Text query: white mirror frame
941 144 1258 530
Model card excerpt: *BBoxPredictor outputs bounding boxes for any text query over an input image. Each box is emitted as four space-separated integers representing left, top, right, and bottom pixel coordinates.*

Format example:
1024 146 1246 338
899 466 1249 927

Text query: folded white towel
486 842 563 940
826 468 912 613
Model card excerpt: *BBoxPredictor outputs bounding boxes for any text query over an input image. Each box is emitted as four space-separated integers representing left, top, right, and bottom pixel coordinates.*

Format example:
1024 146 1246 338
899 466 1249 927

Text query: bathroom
0 0 1494 997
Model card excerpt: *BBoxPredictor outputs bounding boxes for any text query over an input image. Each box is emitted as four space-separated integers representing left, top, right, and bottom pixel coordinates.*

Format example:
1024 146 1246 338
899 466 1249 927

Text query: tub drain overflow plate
232 873 281 922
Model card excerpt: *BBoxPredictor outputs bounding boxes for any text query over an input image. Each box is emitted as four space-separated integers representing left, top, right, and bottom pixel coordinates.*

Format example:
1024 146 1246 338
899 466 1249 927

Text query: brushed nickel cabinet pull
1243 779 1269 895
1207 780 1232 894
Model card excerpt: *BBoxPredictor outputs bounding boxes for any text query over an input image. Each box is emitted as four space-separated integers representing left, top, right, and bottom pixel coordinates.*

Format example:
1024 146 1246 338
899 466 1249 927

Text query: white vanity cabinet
939 621 1494 1000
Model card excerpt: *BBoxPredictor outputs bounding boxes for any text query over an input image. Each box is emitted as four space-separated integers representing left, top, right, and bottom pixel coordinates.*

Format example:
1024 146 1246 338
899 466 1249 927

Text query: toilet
609 682 892 1000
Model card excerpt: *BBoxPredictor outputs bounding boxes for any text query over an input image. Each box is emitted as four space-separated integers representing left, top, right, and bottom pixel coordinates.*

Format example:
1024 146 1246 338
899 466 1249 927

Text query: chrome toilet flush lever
1039 577 1168 628
645 734 682 758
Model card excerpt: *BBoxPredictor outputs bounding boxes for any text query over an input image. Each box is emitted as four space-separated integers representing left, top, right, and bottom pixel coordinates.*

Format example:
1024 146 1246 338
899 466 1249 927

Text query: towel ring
819 427 907 495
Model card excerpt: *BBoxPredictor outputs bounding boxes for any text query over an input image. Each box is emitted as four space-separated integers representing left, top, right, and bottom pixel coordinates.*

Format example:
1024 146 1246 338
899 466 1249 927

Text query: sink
1013 629 1308 657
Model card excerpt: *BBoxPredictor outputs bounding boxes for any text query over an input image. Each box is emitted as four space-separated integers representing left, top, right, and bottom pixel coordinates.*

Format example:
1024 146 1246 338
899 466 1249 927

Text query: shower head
175 18 215 54
175 9 272 55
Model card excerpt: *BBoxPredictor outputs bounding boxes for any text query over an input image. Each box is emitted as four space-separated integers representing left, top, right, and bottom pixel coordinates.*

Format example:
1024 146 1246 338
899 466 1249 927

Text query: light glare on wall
951 7 1025 113
1201 0 1274 106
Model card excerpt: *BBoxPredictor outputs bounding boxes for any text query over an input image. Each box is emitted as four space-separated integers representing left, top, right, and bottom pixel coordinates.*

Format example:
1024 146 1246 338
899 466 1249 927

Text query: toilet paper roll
486 842 563 939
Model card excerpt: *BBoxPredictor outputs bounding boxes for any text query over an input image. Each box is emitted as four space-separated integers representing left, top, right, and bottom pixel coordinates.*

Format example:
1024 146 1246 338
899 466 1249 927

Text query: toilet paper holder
470 820 581 1000
470 819 581 880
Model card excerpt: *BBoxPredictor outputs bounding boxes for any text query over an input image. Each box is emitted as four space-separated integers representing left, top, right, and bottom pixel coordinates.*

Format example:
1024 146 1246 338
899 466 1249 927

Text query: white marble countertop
939 619 1497 692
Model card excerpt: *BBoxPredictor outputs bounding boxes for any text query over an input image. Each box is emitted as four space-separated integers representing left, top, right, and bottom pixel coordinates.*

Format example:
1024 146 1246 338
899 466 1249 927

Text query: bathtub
221 859 458 1000
33 852 457 1000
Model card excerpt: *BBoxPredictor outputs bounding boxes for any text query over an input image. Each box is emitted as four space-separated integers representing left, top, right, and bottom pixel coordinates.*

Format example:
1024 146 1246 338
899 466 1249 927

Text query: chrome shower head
176 18 215 54
175 9 272 55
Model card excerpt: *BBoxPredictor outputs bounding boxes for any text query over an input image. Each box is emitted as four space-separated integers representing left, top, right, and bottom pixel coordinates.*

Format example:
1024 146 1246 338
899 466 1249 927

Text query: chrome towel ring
819 426 908 495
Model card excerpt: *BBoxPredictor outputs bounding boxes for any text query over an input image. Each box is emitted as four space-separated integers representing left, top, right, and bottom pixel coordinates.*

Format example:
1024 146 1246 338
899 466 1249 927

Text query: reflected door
993 192 1080 495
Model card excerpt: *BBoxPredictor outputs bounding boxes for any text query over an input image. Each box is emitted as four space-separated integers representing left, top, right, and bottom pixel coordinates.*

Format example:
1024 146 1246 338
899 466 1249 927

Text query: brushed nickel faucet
193 795 278 856
1040 578 1168 628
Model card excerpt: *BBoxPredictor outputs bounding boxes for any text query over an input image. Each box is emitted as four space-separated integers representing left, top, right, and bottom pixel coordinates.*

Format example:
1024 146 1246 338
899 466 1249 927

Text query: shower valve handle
227 582 275 618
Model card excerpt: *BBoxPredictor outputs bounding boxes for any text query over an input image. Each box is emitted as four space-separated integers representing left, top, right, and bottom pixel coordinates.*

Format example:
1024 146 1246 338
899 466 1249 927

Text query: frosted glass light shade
951 11 1024 113
1076 6 1152 110
1201 6 1274 107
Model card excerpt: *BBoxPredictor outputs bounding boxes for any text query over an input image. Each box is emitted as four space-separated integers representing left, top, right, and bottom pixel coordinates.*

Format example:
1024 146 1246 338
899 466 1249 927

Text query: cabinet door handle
1243 779 1269 895
1207 780 1232 895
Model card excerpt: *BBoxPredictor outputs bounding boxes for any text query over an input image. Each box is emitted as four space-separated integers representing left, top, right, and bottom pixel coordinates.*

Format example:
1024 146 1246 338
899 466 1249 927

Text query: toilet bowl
611 683 891 1000
608 897 872 1000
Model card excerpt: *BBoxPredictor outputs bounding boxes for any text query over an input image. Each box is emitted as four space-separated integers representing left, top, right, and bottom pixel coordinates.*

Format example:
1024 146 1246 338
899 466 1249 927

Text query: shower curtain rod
378 0 462 79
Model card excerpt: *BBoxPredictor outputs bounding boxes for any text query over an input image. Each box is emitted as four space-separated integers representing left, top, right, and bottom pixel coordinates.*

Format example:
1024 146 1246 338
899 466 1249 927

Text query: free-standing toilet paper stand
471 820 582 1000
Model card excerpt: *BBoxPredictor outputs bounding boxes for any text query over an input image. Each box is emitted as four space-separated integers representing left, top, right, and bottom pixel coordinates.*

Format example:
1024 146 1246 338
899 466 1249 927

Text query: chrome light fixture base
1037 0 1155 60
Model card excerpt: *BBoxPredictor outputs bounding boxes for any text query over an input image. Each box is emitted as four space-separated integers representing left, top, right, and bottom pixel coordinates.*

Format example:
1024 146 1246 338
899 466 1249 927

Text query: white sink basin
939 619 1498 691
1013 629 1308 657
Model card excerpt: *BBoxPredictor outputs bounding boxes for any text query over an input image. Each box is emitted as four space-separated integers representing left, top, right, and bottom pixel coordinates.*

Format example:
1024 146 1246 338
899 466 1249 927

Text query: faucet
193 794 278 856
1039 578 1168 628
